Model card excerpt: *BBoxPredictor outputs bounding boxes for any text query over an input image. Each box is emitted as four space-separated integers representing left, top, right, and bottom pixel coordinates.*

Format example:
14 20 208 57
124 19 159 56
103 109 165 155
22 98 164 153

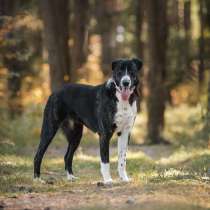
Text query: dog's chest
114 96 137 132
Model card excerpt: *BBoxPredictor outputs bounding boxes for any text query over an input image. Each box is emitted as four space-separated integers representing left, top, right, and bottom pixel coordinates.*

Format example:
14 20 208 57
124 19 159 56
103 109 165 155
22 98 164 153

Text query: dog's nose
122 79 130 87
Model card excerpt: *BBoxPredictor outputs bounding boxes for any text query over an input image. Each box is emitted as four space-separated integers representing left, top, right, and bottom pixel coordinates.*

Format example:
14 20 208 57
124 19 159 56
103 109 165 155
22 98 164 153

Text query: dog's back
58 83 103 132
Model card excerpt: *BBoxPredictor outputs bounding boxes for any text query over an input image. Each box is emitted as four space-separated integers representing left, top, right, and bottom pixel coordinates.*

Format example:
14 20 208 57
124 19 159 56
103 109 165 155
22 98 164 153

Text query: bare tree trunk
96 0 120 76
135 0 145 112
184 0 191 68
71 0 89 81
199 0 205 85
146 0 169 144
0 0 16 16
206 80 210 125
170 0 179 29
39 0 71 92
135 0 145 60
0 0 24 118
203 0 210 137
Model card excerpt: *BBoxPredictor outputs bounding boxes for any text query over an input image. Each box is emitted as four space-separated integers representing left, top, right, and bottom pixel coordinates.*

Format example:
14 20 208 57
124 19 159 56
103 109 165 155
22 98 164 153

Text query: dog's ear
112 59 123 71
105 78 116 96
132 58 143 71
106 78 114 89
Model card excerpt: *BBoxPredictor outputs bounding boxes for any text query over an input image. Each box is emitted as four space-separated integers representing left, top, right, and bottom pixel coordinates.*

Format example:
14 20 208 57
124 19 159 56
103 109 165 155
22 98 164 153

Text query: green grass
0 104 210 209
0 147 210 196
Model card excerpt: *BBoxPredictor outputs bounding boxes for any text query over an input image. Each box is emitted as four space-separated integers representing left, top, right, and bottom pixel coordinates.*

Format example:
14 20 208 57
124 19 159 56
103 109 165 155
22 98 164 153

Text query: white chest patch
114 92 137 133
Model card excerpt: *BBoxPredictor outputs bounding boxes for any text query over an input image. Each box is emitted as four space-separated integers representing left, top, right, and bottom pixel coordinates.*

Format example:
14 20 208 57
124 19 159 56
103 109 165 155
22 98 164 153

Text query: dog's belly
114 99 137 132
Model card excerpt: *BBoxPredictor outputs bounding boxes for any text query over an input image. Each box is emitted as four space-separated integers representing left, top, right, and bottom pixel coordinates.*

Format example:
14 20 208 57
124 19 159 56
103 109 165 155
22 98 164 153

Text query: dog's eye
117 71 122 77
129 70 135 76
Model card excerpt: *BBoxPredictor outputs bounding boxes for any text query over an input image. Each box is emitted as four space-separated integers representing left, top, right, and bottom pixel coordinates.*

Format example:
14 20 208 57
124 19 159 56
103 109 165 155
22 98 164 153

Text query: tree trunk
146 0 168 144
184 0 191 68
204 0 210 137
135 0 145 112
72 0 89 81
39 0 71 92
96 0 120 77
0 0 24 118
169 0 179 29
206 79 210 125
0 0 16 16
135 0 145 60
199 0 205 85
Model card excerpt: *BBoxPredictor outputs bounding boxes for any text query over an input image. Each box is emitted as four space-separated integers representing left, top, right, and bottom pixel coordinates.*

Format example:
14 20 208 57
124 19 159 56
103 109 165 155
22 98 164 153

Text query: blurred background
0 0 210 152
1 1 210 209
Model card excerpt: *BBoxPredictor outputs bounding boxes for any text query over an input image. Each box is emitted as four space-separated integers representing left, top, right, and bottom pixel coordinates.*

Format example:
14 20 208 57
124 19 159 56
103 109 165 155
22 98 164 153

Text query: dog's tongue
121 89 131 101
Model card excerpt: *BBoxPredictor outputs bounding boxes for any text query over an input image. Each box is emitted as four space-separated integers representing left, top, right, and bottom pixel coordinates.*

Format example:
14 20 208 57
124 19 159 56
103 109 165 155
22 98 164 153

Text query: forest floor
0 104 210 210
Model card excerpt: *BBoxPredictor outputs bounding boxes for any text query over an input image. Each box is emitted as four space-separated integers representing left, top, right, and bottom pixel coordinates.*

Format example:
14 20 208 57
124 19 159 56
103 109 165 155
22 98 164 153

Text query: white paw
120 176 131 182
33 177 46 184
119 171 131 182
100 162 112 185
104 178 113 185
67 172 79 181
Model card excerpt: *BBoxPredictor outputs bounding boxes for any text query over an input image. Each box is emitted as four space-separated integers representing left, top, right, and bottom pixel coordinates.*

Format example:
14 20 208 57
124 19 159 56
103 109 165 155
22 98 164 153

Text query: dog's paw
119 172 132 183
118 170 132 183
97 178 113 187
67 172 79 182
33 177 46 184
104 178 113 186
120 176 131 183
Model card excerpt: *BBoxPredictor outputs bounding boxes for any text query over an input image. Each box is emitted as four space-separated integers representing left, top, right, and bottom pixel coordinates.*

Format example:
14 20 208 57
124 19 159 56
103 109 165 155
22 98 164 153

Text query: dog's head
109 58 143 100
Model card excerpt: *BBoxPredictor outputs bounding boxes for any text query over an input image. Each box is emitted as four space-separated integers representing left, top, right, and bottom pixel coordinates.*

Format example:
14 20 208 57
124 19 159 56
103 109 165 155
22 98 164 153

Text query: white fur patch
114 93 137 133
118 131 131 182
115 93 137 182
120 74 131 87
67 171 79 181
100 162 112 184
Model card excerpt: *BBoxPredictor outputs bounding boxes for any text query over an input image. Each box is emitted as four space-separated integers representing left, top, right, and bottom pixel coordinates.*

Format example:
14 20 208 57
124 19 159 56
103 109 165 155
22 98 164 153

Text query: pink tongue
121 89 130 101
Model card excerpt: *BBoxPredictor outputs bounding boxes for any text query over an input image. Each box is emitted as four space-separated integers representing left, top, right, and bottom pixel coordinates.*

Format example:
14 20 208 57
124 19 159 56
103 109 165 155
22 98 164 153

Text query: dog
34 58 143 184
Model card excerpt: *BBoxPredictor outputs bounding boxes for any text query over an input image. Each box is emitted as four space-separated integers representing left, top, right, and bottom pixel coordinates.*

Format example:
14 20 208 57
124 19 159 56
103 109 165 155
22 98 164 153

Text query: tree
184 0 191 68
198 0 205 86
169 0 179 29
0 0 20 117
135 0 145 60
146 0 169 144
96 0 121 77
0 0 30 117
204 0 210 132
71 0 89 81
39 0 71 92
135 0 145 112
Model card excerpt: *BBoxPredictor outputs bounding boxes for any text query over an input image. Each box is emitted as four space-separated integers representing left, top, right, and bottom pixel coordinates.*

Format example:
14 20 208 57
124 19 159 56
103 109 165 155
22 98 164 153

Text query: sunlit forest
0 0 210 209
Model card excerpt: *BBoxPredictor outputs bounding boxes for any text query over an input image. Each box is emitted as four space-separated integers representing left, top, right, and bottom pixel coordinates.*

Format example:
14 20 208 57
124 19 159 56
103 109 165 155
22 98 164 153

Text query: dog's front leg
99 134 112 184
118 131 130 182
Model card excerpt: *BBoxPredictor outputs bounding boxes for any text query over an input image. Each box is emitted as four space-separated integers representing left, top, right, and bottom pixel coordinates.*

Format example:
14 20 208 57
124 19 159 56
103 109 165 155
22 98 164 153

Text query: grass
0 104 210 209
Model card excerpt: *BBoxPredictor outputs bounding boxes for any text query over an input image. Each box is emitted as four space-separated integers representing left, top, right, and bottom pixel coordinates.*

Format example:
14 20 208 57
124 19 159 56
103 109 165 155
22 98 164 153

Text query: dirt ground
1 182 210 210
1 145 210 210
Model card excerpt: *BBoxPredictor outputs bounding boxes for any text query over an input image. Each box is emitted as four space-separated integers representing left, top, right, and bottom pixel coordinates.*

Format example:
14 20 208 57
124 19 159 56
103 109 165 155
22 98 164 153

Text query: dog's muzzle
120 75 131 89
107 77 134 101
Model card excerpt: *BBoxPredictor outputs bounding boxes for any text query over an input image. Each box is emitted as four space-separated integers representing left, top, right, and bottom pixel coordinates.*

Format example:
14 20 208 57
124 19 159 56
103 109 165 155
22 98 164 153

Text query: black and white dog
34 58 143 184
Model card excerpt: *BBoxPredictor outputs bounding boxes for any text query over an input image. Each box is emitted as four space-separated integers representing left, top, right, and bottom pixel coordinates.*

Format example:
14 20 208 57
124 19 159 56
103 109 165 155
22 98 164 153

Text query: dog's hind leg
62 120 83 181
34 94 63 179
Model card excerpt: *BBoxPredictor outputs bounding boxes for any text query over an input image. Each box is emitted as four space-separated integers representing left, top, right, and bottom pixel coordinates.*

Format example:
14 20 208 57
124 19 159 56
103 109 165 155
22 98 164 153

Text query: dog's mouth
110 78 135 101
119 86 134 101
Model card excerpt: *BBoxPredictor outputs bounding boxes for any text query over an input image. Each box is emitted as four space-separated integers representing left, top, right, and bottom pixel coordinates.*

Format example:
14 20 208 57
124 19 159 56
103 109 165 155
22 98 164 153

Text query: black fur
34 58 142 178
